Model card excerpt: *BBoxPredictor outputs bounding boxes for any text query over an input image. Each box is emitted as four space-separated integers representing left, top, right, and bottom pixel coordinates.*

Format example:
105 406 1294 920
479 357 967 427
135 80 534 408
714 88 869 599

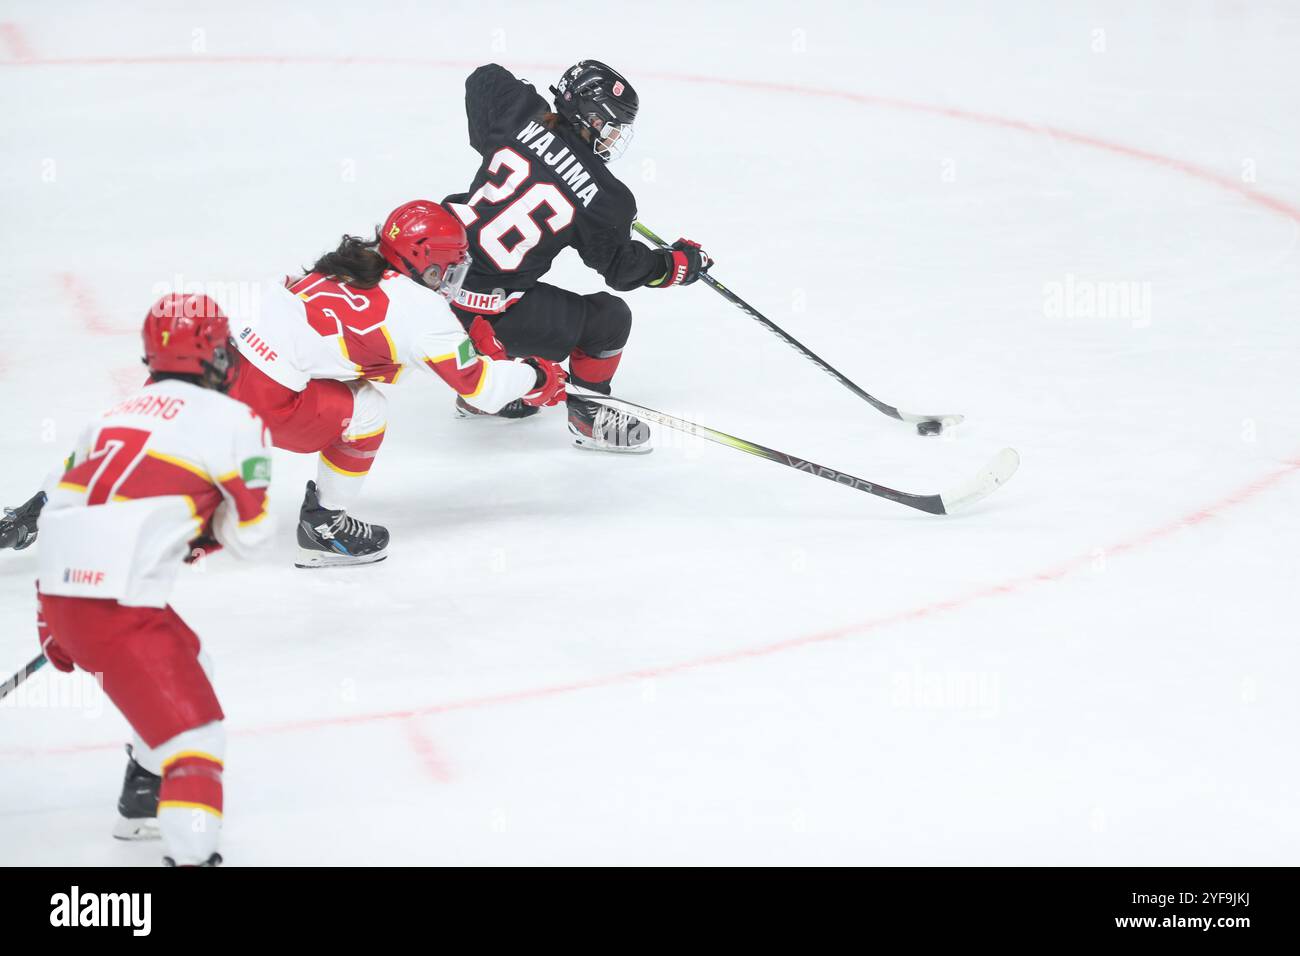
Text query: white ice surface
1 1 1298 865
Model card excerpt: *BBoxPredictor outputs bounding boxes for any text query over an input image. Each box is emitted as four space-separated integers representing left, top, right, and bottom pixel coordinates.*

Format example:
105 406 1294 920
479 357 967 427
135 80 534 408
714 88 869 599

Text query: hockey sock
156 720 224 866
569 347 623 391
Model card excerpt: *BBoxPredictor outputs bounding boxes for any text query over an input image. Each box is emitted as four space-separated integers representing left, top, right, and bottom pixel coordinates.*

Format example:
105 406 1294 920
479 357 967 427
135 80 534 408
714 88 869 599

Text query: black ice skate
454 395 540 420
0 490 46 551
295 481 389 568
567 396 652 454
113 744 161 841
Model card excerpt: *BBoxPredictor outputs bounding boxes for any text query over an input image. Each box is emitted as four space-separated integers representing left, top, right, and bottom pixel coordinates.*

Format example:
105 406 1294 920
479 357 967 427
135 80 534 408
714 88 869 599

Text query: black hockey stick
633 221 962 435
570 386 1017 515
0 653 46 702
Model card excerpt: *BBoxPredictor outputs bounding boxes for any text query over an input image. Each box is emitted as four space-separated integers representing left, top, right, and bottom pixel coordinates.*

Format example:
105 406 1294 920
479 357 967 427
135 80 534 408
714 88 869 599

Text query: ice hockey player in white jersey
225 199 567 567
35 293 274 866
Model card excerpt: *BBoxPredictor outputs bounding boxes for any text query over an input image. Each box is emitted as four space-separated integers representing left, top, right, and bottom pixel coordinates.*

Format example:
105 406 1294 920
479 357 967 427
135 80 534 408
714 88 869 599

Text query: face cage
422 253 472 302
588 119 634 162
201 340 238 392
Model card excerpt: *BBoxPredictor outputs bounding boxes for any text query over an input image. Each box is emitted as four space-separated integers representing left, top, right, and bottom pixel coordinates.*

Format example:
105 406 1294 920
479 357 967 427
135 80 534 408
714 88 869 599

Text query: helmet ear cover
201 339 239 392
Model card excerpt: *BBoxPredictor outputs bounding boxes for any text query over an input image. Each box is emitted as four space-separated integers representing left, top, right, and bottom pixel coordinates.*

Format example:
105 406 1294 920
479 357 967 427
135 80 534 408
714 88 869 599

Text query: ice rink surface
1 1 1298 865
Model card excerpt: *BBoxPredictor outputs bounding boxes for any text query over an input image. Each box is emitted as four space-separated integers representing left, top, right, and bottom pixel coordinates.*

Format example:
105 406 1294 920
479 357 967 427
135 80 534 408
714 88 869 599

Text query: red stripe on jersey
291 273 403 382
217 474 270 526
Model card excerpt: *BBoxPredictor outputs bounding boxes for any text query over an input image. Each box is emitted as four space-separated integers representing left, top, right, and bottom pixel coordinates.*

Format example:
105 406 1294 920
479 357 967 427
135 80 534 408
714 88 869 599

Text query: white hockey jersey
229 272 537 413
37 379 274 608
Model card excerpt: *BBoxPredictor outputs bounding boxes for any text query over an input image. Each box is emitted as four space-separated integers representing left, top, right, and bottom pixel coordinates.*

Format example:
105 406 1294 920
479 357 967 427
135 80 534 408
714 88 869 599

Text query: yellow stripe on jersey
380 324 399 362
238 499 270 527
463 357 490 398
146 450 212 483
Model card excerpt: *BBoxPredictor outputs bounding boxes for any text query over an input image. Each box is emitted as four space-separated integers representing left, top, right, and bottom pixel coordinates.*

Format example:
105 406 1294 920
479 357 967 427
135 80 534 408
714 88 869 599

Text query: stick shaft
633 220 906 420
573 387 946 514
0 654 46 702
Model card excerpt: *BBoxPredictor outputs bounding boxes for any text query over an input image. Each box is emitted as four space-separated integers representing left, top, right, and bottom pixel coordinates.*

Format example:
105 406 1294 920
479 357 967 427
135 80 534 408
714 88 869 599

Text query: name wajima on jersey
516 121 600 207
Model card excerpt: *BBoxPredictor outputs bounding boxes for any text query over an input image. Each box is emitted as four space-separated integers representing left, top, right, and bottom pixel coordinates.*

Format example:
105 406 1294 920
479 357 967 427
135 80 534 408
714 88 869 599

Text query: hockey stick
570 386 1018 515
633 221 962 435
0 653 46 702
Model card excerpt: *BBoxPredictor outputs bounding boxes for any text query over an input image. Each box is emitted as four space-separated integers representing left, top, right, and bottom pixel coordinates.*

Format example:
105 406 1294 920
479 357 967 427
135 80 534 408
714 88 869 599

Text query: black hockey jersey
443 64 665 296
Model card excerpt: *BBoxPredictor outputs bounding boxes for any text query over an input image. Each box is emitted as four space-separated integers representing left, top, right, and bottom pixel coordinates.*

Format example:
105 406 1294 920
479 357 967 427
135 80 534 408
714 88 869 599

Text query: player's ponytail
308 232 389 289
541 110 592 145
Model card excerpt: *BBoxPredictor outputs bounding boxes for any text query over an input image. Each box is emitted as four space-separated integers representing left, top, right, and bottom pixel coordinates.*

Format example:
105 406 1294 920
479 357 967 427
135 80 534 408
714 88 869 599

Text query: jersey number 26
449 148 575 271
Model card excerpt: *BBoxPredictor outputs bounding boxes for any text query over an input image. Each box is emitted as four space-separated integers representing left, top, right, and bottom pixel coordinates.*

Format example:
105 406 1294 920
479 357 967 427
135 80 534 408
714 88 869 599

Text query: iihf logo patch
612 81 625 96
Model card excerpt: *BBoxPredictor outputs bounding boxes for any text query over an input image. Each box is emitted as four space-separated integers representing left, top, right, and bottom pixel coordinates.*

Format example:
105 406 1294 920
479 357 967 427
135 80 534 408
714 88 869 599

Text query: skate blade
294 548 389 569
568 425 653 455
113 816 160 841
455 404 541 423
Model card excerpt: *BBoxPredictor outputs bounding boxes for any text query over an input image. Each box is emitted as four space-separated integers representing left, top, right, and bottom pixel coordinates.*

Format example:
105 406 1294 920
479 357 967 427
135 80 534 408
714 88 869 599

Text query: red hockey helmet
142 293 235 388
378 200 471 301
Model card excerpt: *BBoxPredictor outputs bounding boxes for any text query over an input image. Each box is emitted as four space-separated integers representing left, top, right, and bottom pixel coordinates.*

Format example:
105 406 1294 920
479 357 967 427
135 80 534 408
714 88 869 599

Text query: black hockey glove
0 490 46 550
649 238 712 288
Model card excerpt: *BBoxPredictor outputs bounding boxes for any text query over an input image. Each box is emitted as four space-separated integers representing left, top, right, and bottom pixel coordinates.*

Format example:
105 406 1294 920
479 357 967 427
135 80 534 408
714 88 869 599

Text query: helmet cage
406 249 472 302
585 113 634 162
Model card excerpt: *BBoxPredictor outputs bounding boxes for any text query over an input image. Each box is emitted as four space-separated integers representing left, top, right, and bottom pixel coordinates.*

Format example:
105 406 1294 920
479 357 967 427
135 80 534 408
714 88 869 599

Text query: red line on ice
4 54 1299 761
0 22 34 62
57 272 124 336
401 717 453 783
3 53 1297 223
9 454 1300 762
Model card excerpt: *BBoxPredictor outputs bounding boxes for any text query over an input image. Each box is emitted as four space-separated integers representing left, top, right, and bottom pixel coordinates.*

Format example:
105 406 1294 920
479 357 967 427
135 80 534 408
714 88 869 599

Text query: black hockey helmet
549 60 638 163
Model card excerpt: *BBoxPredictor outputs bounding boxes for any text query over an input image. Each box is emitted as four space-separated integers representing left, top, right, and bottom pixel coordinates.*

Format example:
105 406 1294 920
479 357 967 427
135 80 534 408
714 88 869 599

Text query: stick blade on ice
939 448 1020 514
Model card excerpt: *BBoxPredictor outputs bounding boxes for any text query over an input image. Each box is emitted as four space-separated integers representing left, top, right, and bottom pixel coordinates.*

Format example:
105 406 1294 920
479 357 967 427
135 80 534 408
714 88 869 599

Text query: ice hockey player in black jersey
443 60 713 452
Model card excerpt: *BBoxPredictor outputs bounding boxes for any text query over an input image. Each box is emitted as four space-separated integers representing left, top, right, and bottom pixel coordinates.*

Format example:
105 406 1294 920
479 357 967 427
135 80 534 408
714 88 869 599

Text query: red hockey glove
650 238 713 288
521 357 568 407
466 316 507 361
36 597 75 673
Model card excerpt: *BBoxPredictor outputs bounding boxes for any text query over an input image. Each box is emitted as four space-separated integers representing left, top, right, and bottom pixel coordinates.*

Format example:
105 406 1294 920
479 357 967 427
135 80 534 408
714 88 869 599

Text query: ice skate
567 397 652 454
113 745 161 841
295 481 389 568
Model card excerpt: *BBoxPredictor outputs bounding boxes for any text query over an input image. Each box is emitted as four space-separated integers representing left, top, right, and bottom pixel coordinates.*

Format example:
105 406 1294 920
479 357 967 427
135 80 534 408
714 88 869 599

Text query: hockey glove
521 357 568 407
465 316 508 361
649 238 712 288
0 490 46 550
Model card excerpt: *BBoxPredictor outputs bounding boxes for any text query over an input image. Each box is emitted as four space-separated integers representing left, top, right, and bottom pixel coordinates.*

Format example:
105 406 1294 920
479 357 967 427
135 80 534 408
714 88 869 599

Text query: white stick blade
897 411 965 427
940 448 1020 514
